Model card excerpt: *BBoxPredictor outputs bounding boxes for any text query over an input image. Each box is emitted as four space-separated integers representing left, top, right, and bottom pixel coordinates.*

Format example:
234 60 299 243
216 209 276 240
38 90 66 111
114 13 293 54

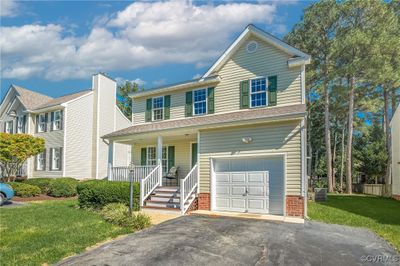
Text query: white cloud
1 1 281 80
116 77 146 86
1 0 19 17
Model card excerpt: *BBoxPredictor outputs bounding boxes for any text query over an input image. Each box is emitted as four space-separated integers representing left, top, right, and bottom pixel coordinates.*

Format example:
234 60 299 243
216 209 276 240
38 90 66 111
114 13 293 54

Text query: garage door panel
216 186 230 195
247 172 266 183
231 173 246 182
247 199 266 211
216 198 230 208
248 186 266 196
216 173 230 183
232 186 246 196
231 198 246 209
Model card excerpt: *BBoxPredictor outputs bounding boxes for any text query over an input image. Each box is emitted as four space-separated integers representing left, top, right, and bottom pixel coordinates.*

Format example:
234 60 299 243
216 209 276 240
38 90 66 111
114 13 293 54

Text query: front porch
107 131 199 214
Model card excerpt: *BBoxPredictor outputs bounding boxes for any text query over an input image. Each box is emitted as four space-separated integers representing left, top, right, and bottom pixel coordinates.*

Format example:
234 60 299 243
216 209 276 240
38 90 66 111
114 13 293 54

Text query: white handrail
109 165 155 182
140 165 161 207
180 164 198 214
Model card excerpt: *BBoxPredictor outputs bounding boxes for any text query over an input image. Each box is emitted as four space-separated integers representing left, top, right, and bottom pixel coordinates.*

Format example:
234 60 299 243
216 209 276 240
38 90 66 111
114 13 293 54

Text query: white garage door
214 157 284 215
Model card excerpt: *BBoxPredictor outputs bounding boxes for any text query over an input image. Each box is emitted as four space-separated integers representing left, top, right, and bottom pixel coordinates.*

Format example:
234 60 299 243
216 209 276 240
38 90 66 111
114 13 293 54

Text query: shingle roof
32 89 92 110
103 104 306 139
12 85 53 110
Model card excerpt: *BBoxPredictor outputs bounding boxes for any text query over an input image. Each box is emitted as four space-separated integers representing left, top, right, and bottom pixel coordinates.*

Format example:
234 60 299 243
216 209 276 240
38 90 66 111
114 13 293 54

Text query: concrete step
154 186 180 193
150 196 180 203
146 201 180 209
151 191 180 197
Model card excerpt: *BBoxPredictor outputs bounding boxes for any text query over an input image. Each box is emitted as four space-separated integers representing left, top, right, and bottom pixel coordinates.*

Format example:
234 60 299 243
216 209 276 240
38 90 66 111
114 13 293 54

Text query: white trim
209 153 287 215
249 77 268 108
203 25 311 78
288 57 311 68
152 96 164 121
301 65 305 104
61 91 93 106
301 118 307 217
192 88 208 116
197 132 200 194
62 107 68 176
95 74 101 179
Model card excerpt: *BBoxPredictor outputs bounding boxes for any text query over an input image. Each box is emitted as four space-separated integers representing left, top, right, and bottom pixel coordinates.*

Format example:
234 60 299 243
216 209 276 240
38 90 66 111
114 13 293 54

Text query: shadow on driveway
58 215 398 266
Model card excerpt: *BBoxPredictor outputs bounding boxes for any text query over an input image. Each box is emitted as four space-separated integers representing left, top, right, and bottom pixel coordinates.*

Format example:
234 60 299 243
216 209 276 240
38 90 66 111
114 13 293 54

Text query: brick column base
393 195 400 201
186 197 198 214
286 195 304 217
198 193 211 210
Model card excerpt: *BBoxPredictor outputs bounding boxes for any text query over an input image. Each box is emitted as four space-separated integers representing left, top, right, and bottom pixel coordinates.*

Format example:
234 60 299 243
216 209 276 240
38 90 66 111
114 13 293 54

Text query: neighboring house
0 73 131 180
104 25 310 217
391 105 400 200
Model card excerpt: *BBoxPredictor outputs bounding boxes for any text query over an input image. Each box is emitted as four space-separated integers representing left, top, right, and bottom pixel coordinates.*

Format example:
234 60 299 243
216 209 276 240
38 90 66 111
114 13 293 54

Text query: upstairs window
250 77 267 108
17 116 24 133
5 121 13 134
193 89 207 115
38 114 46 132
152 97 164 121
52 110 62 130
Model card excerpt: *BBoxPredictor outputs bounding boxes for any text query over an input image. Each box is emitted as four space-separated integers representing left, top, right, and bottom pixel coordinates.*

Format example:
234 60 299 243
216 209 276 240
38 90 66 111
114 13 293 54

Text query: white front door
215 171 269 213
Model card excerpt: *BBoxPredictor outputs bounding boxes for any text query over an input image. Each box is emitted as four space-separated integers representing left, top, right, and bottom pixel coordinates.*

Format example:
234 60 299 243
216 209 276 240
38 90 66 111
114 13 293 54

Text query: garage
212 156 285 215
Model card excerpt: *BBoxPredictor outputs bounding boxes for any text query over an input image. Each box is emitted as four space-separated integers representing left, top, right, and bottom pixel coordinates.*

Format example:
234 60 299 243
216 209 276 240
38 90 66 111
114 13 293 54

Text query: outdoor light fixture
242 136 253 144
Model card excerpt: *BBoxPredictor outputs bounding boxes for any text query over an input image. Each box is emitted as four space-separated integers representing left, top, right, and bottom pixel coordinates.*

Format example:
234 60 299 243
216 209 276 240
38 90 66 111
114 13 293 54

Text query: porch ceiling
115 131 197 145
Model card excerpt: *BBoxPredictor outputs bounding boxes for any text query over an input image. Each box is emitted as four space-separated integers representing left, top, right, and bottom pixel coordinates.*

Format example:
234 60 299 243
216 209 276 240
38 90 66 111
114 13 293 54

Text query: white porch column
157 136 163 185
107 140 114 180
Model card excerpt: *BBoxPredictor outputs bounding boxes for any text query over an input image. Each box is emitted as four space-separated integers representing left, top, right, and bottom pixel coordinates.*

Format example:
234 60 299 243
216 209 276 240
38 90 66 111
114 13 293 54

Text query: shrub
8 182 41 197
76 180 139 209
24 178 53 194
47 179 78 197
101 203 151 230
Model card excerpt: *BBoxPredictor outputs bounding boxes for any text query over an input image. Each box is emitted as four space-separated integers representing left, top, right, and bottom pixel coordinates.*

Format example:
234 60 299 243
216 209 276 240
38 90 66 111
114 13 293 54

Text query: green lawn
308 194 400 251
0 200 131 266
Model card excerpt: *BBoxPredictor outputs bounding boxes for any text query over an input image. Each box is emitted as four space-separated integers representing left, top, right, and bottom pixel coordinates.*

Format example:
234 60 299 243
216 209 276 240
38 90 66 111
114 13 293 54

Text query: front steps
142 186 195 213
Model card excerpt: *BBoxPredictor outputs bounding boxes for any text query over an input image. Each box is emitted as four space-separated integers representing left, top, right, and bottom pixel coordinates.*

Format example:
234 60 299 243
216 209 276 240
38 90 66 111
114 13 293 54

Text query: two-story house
0 73 131 180
103 25 310 217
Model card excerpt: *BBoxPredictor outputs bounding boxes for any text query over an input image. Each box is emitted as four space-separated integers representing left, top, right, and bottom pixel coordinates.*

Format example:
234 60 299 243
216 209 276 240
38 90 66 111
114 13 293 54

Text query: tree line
284 0 400 193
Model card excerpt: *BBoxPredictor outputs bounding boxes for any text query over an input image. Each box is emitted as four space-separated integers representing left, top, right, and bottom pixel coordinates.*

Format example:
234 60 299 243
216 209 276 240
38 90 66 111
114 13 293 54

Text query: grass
0 200 131 266
308 194 400 251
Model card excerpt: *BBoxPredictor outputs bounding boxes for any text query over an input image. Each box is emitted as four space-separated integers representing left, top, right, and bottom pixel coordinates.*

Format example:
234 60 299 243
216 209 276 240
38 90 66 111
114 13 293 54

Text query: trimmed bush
76 180 139 209
8 182 41 197
101 203 151 230
47 179 78 197
24 178 53 194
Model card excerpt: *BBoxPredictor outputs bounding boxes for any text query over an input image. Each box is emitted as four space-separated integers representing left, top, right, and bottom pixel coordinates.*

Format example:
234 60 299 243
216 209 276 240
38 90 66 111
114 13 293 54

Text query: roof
103 104 306 139
130 75 221 99
202 24 311 78
12 85 53 110
32 89 92 110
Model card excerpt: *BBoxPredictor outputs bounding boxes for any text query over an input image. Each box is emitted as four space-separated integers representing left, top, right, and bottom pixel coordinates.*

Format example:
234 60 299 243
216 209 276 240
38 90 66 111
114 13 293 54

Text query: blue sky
0 0 315 100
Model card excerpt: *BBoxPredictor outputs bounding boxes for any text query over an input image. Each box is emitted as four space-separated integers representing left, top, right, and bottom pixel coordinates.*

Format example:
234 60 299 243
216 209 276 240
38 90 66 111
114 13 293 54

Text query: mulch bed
13 195 78 202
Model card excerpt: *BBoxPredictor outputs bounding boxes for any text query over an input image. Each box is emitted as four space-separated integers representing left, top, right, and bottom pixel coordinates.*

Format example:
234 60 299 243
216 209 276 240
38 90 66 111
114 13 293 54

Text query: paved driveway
58 215 397 266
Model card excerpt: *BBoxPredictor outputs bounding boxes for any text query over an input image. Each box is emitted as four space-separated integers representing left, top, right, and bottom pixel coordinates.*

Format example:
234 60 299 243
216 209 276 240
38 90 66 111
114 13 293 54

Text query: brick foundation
286 195 304 217
393 194 400 201
186 197 198 214
198 193 211 210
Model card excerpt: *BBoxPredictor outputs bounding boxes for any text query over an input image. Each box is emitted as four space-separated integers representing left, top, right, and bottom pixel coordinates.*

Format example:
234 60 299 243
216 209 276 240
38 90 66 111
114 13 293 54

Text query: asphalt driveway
58 215 398 266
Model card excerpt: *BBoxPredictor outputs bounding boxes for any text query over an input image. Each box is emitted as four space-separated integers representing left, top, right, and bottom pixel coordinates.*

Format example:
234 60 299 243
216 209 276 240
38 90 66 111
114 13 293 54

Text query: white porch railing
180 164 198 214
140 164 161 207
109 165 156 182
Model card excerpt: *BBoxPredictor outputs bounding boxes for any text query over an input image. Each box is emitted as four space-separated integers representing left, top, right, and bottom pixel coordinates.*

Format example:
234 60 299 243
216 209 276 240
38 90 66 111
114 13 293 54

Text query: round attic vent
246 41 258 53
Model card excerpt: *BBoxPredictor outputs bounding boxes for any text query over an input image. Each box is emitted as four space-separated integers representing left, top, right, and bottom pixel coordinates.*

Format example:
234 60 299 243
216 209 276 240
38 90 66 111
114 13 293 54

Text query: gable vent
246 41 258 53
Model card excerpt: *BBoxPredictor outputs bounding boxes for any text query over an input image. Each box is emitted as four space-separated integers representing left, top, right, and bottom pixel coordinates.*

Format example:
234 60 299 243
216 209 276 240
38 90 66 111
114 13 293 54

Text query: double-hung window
146 146 168 174
152 97 164 121
36 151 45 171
17 116 24 133
52 110 62 130
5 121 13 133
250 77 267 108
38 114 46 132
51 147 62 171
193 88 207 115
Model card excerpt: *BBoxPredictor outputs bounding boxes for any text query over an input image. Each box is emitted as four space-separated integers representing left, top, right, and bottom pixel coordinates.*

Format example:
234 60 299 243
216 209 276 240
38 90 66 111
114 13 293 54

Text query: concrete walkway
58 215 398 266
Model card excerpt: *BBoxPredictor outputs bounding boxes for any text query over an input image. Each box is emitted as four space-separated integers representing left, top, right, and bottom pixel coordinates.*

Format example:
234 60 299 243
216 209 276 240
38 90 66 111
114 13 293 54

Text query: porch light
242 136 253 144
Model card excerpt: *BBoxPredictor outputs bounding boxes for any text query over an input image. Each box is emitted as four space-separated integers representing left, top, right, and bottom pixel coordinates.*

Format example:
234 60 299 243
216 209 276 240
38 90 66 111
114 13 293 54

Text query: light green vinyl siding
132 140 192 179
132 35 302 124
199 120 301 195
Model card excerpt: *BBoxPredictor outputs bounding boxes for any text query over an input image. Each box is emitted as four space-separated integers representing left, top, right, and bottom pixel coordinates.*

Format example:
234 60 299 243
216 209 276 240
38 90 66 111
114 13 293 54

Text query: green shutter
141 148 147 165
207 87 215 114
164 95 171 120
191 143 198 167
268 76 277 106
240 80 250 109
185 91 193 117
145 99 152 122
167 146 175 170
